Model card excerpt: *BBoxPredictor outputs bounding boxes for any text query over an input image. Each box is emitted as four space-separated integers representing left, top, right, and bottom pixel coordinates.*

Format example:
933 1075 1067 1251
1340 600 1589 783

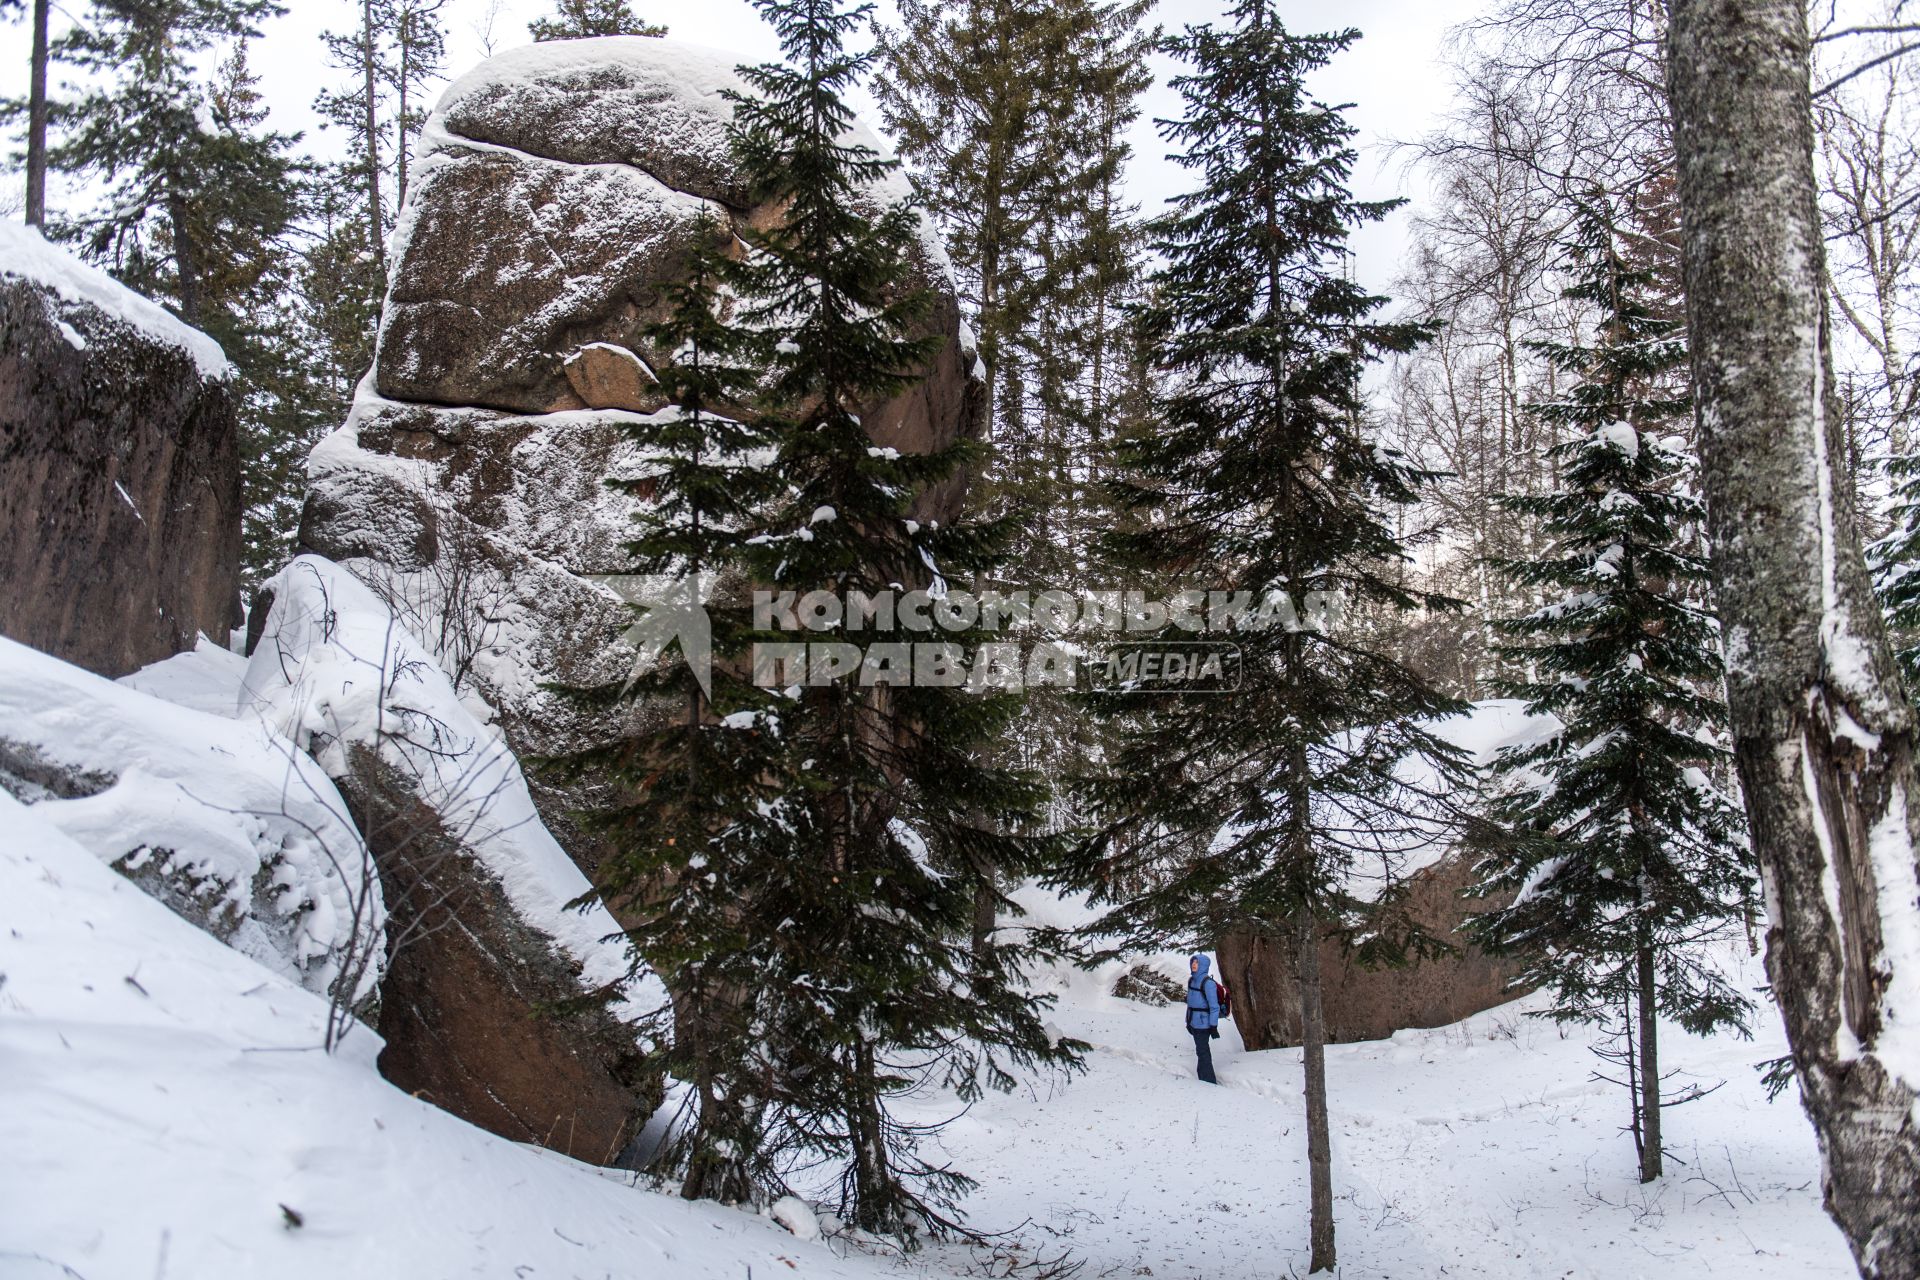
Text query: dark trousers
1190 1028 1217 1083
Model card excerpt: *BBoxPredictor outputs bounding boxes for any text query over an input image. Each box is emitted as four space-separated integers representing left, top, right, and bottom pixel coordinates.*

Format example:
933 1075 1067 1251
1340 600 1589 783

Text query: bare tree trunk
1637 942 1662 1182
1667 2 1920 1273
971 864 996 958
25 0 48 227
848 1035 891 1232
166 188 202 326
1296 905 1335 1274
362 0 383 262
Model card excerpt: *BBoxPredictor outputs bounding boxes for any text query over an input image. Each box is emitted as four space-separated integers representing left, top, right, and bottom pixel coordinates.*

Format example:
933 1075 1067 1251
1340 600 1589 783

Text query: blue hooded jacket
1185 954 1220 1031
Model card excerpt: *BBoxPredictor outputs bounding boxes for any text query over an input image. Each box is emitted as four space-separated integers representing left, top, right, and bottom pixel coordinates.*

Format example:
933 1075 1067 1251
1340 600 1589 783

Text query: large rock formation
298 37 985 880
0 224 240 677
1218 852 1530 1050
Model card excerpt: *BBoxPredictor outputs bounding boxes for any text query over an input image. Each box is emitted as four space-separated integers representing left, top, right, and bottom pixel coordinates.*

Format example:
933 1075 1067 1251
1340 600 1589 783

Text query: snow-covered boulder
0 635 382 1007
0 223 240 676
243 556 665 1163
296 36 984 871
366 37 978 422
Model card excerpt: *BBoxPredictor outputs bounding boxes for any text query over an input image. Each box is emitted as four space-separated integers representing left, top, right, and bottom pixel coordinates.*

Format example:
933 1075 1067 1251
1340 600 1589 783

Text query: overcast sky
3 0 1492 292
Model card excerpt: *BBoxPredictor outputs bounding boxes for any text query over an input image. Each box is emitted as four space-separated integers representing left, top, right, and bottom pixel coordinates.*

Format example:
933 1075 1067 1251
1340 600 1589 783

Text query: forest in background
5 0 1920 1275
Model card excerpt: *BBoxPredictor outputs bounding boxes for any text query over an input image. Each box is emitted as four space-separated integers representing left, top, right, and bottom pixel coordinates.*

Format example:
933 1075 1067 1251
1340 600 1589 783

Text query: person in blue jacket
1186 953 1221 1083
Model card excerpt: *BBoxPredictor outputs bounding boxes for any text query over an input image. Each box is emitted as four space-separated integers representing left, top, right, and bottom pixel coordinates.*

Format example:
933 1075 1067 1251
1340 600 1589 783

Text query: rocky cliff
0 224 240 677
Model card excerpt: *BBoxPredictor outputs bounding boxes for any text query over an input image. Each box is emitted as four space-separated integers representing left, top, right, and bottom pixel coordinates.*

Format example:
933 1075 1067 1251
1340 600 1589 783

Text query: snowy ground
919 957 1855 1279
0 630 1857 1278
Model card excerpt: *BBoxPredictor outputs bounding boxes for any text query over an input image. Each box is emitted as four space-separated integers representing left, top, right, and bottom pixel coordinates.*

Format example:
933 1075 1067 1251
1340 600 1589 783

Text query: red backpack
1216 978 1233 1021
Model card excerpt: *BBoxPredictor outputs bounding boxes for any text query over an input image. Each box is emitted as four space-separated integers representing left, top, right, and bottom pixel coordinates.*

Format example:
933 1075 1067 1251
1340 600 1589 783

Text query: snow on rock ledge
0 221 230 379
0 635 381 1006
243 555 665 1160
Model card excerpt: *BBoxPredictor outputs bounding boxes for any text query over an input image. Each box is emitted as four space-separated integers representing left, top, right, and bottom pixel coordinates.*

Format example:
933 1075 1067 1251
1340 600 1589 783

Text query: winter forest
1 0 1919 1276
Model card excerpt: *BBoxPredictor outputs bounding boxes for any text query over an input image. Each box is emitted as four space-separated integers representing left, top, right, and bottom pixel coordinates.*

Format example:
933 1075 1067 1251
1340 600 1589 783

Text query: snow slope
0 791 901 1280
0 635 381 1003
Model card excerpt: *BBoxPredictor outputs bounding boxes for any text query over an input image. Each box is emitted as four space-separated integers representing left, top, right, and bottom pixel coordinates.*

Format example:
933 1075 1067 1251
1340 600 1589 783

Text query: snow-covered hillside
0 788 900 1280
3 799 1855 1277
0 636 1856 1278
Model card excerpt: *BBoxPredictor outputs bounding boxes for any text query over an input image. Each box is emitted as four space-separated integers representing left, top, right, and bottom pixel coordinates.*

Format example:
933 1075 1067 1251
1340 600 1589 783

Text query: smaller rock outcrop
0 224 240 677
1218 853 1530 1051
244 557 664 1162
0 634 383 1006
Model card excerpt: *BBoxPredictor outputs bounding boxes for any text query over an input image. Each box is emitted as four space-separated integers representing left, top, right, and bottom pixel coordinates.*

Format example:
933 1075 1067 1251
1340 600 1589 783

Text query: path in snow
917 960 1853 1279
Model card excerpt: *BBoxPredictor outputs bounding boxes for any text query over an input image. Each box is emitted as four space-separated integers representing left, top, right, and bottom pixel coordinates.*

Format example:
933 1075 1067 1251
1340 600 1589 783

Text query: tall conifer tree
560 213 794 1206
726 0 1080 1234
1069 9 1464 1273
1471 198 1754 1184
575 0 1080 1237
1065 10 1464 1272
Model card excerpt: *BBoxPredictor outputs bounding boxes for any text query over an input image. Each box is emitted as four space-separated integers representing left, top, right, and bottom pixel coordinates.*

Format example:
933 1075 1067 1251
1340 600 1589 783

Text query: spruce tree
572 0 1079 1237
728 0 1080 1235
1063 10 1464 1273
558 213 794 1205
529 0 665 40
45 0 291 328
1470 197 1755 1184
33 4 322 585
875 0 1153 589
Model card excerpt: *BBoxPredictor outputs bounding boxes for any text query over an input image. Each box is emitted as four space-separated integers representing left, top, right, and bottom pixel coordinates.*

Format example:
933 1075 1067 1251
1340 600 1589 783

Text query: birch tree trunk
1667 3 1920 1273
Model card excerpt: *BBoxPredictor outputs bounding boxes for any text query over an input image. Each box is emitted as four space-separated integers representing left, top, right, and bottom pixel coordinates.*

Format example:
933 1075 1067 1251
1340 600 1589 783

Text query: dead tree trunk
1667 2 1920 1273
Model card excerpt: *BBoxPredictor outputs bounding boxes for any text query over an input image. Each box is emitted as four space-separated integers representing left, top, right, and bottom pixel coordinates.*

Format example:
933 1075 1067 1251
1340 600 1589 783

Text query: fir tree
44 0 291 328
567 0 1079 1238
528 0 665 40
1470 197 1755 1184
711 0 1079 1236
875 0 1153 589
875 0 1154 928
1063 10 1463 1272
558 212 792 1205
317 0 447 266
32 4 322 584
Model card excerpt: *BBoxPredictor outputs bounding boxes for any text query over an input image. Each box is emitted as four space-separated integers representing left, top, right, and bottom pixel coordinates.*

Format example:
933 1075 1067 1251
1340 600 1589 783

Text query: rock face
301 37 986 872
245 557 667 1165
344 746 659 1165
0 225 240 677
1218 853 1531 1050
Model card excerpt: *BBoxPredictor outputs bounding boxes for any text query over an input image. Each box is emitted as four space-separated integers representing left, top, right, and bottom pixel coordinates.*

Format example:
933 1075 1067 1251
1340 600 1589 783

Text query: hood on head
1191 953 1211 979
